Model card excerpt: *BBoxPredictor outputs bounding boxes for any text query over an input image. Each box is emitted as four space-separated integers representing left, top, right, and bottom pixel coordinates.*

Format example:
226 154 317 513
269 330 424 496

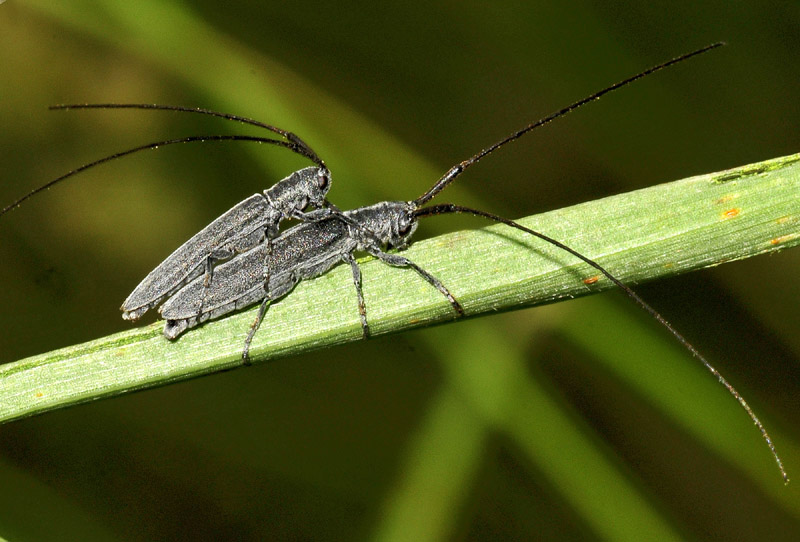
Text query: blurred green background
1 1 799 540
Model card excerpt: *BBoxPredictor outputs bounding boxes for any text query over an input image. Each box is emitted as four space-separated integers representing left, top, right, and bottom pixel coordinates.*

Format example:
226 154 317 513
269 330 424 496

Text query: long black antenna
0 134 309 217
50 103 324 166
415 42 725 206
2 102 329 217
414 203 788 484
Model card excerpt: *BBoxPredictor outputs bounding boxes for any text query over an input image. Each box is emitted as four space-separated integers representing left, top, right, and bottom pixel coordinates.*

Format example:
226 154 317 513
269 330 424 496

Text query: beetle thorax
348 201 418 249
265 166 330 215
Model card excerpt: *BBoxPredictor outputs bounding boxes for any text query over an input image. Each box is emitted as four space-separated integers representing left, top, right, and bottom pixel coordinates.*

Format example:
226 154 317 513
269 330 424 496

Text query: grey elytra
121 165 332 321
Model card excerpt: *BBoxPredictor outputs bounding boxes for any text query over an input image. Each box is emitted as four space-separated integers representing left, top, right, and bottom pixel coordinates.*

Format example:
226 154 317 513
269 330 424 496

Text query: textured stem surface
1 153 798 424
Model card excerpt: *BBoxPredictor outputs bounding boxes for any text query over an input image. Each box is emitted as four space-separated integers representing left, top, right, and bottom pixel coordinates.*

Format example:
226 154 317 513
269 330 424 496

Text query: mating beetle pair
0 43 786 482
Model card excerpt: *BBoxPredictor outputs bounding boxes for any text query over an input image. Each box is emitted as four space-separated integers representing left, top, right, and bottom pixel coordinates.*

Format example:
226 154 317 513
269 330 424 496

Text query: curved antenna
415 42 725 206
0 134 308 217
414 202 788 483
51 103 325 167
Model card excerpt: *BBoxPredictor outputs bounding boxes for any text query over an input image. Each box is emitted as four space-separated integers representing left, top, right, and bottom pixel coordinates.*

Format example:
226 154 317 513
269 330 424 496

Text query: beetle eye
317 170 330 190
398 218 415 236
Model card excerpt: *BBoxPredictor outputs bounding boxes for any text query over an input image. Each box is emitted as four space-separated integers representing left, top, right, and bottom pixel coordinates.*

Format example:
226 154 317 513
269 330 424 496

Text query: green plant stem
1 153 798 424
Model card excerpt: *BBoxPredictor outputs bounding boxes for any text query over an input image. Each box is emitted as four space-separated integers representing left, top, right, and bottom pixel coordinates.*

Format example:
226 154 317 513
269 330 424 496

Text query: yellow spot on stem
771 234 798 245
721 208 740 219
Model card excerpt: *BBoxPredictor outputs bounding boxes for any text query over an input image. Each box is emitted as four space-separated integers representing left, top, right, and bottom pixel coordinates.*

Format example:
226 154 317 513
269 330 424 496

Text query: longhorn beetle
1 104 349 321
0 43 787 482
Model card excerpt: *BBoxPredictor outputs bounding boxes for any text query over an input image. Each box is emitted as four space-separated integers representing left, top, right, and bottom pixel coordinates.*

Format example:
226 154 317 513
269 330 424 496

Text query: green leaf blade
1 153 798 424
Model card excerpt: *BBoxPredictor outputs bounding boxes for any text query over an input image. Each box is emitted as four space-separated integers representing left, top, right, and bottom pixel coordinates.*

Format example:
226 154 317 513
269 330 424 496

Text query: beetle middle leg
344 253 369 338
242 298 272 364
367 248 464 317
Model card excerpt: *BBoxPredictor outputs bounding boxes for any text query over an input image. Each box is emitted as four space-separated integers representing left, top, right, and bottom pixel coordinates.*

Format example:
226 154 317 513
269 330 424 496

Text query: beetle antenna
50 103 324 166
415 42 725 206
1 134 316 217
414 202 788 483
